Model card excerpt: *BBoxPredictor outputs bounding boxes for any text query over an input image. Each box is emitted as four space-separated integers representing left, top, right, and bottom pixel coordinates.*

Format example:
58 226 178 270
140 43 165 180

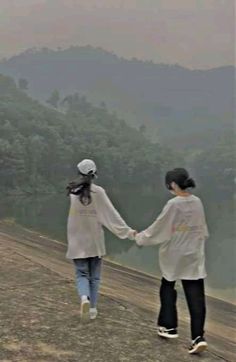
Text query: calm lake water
1 189 235 303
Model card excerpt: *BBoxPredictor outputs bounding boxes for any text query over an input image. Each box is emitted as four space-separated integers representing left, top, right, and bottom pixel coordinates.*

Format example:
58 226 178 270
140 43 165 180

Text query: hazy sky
0 0 234 68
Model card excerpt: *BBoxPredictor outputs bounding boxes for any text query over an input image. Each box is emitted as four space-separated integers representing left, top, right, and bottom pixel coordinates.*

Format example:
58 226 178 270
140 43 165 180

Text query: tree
61 93 92 115
100 101 107 110
46 90 60 108
192 139 235 199
18 78 28 91
139 124 147 135
61 93 79 111
0 74 176 195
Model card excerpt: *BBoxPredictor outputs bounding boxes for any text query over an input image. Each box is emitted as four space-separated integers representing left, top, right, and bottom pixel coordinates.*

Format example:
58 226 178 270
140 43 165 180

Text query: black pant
158 277 206 340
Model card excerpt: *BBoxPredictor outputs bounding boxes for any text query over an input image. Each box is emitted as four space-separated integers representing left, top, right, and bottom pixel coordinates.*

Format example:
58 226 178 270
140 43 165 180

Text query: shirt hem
66 253 106 259
162 273 207 282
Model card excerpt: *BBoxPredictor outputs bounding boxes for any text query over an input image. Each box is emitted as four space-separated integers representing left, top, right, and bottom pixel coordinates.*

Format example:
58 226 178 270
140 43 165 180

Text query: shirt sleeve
199 200 209 239
96 189 135 240
135 202 176 246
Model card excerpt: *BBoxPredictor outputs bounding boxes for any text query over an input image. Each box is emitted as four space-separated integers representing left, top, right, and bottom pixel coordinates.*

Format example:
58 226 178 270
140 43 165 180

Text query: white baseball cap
77 159 97 176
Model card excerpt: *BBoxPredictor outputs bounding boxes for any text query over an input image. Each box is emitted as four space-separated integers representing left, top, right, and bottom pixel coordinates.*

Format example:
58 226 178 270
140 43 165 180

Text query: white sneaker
157 326 179 339
80 296 90 318
188 336 208 354
89 308 98 320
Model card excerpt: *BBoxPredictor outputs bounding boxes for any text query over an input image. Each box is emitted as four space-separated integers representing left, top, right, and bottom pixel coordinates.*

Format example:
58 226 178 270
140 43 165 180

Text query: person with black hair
66 159 136 320
135 168 209 355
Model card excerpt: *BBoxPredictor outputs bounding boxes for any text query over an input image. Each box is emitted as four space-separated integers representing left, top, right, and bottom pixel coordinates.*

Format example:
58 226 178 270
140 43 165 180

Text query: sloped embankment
0 221 234 361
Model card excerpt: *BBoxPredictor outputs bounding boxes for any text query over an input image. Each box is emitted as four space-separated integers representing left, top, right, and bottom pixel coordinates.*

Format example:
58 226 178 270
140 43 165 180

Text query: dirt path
0 221 235 361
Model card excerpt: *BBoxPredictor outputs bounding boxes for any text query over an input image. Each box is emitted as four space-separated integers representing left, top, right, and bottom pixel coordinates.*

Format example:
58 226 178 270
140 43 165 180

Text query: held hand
134 232 143 248
133 230 138 238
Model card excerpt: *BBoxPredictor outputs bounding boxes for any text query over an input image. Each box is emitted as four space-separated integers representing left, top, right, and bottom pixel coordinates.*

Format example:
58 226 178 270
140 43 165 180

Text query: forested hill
0 74 235 293
0 74 176 194
0 47 234 148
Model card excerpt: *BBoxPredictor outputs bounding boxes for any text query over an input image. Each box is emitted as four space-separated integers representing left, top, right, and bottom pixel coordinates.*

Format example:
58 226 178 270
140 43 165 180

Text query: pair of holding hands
132 230 143 248
133 230 138 238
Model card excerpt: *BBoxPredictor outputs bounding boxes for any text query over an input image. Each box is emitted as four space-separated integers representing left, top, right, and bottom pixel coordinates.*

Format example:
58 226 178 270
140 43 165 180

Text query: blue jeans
73 257 102 308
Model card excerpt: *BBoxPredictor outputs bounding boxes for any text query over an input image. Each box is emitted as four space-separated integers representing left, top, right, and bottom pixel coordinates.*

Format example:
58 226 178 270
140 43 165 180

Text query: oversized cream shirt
136 195 209 281
66 184 135 259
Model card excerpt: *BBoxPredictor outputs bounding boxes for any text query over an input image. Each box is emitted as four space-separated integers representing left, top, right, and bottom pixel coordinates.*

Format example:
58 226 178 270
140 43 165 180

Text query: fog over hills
0 46 234 148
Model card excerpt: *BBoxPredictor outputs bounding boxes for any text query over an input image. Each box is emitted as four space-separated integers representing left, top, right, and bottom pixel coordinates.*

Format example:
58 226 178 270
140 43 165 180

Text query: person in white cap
66 159 136 320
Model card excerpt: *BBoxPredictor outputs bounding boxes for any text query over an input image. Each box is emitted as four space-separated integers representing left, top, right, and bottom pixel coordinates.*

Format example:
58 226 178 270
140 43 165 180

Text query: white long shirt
66 184 135 259
135 195 209 281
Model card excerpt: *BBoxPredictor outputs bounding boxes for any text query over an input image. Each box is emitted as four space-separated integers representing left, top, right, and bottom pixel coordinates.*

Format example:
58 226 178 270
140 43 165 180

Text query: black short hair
165 168 196 190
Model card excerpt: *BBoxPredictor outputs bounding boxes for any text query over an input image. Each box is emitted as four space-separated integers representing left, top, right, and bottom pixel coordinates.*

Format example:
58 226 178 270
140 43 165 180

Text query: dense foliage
0 74 177 194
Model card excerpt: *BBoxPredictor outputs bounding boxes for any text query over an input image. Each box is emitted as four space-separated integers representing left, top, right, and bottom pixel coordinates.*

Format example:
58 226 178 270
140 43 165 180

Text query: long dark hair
165 168 196 190
67 173 95 205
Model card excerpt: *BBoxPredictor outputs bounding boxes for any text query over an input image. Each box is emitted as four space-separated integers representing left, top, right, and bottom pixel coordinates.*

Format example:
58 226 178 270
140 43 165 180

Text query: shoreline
0 219 235 361
2 218 235 306
1 236 228 362
105 257 236 306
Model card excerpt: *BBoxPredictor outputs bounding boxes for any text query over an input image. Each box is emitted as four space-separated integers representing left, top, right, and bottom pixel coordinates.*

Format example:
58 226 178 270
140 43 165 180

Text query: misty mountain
0 46 234 149
0 72 178 196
